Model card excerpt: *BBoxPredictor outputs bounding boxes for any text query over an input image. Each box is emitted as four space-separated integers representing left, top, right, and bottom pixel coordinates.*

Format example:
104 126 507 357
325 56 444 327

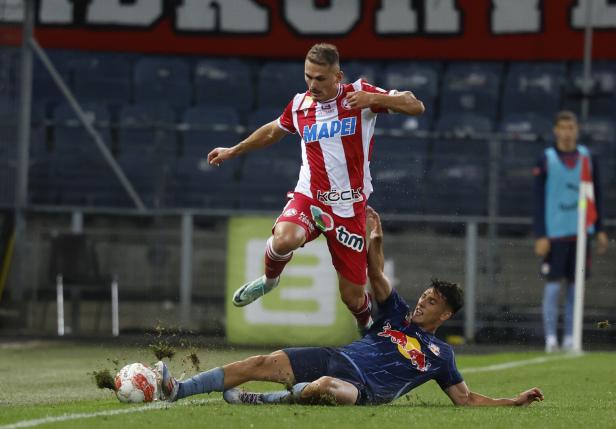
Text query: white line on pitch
0 353 583 428
0 398 221 429
461 353 582 374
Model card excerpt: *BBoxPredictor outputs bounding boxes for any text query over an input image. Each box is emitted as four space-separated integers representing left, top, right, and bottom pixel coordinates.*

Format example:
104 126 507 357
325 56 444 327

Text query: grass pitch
0 341 615 429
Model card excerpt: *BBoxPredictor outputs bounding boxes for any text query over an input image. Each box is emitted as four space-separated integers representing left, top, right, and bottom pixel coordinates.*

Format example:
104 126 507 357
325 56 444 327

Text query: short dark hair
555 110 578 125
431 278 463 314
306 43 339 67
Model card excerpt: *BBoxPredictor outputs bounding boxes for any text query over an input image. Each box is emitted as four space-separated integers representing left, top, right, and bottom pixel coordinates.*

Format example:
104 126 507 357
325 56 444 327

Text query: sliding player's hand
345 91 375 109
514 387 544 406
596 231 609 255
366 206 383 241
207 147 233 166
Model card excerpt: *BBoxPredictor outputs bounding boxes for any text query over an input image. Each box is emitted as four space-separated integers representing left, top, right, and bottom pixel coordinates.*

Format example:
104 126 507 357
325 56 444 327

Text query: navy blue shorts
541 240 591 282
282 347 372 405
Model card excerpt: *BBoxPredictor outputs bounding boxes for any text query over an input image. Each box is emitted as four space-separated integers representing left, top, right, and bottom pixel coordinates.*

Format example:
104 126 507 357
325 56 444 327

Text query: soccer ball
114 363 159 403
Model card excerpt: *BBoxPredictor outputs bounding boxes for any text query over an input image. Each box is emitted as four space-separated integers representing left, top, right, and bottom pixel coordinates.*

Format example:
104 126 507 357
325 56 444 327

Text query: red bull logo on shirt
378 322 430 372
302 117 357 143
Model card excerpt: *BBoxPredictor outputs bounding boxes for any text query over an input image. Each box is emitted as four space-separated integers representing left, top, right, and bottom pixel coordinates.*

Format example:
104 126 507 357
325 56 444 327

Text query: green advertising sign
226 217 358 346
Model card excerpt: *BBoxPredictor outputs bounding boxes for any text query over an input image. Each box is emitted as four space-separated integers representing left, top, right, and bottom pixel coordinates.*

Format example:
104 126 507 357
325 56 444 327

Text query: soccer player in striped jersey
207 43 424 331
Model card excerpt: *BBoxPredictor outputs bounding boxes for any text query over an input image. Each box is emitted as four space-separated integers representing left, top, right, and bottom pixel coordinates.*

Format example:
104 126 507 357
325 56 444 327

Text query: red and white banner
1 0 616 60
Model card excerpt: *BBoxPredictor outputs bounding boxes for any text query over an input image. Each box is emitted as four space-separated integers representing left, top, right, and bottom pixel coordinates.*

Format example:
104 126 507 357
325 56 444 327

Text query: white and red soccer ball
114 363 159 403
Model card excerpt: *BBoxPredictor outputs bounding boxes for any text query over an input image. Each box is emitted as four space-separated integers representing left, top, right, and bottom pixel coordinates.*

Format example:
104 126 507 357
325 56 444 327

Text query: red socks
352 292 373 329
264 237 293 279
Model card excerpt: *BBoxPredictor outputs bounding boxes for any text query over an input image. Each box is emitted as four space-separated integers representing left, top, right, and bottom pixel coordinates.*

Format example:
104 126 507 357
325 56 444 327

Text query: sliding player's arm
445 381 544 407
366 206 393 304
207 120 289 166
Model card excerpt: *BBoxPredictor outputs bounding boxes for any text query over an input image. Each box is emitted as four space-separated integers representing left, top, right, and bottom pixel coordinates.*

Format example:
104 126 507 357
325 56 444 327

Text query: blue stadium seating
194 59 254 111
440 88 499 120
503 66 565 117
369 137 428 213
134 58 192 111
118 103 176 154
499 159 534 217
384 64 439 101
342 61 382 86
47 103 114 206
435 113 494 134
168 146 242 209
257 62 305 109
424 138 489 215
69 55 131 105
499 113 553 141
237 154 299 210
247 107 283 128
181 106 239 154
378 113 432 133
443 67 500 95
447 61 504 77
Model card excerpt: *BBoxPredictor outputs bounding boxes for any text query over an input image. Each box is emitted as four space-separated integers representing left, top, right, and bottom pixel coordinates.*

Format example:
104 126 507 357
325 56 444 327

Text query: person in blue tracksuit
533 111 609 353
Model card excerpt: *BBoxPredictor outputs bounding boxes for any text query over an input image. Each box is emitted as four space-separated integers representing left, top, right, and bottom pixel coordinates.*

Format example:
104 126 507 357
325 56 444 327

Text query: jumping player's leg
338 273 373 331
232 198 316 307
325 209 372 330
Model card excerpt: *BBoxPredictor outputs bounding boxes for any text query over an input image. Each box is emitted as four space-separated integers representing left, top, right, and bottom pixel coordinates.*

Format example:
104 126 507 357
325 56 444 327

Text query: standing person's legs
542 281 561 352
541 241 569 352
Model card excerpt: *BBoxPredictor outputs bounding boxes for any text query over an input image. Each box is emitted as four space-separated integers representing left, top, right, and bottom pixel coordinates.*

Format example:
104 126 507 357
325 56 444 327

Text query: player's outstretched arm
207 120 289 166
366 206 392 304
445 381 544 407
345 90 424 116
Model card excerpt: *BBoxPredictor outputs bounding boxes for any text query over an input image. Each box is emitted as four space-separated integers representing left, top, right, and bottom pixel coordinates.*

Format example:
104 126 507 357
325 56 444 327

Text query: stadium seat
247 107 283 128
134 57 192 111
447 61 505 77
435 113 494 134
49 103 114 206
502 66 565 117
342 61 382 86
443 67 500 95
182 106 239 129
499 159 535 217
501 90 561 118
369 137 428 214
117 103 177 154
257 62 305 108
499 113 553 141
194 59 254 111
168 146 242 209
69 55 131 105
378 113 432 133
384 64 439 100
181 106 240 154
424 138 489 216
566 61 616 97
440 88 499 120
237 154 300 210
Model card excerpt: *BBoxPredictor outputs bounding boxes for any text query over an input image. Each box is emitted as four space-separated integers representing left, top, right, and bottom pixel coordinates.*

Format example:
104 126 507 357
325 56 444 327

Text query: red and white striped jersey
277 79 395 218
